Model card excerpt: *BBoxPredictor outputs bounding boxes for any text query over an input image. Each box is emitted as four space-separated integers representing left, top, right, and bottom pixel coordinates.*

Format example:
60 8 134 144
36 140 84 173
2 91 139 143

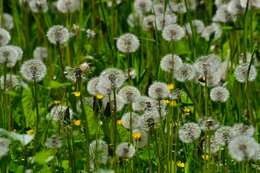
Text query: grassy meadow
0 0 260 172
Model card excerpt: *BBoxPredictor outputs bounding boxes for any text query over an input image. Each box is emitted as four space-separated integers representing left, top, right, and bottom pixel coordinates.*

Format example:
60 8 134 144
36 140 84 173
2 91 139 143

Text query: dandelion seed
179 122 201 143
155 14 177 31
228 135 258 161
102 94 126 112
230 123 255 137
160 54 183 73
162 24 185 41
47 105 73 122
116 142 135 159
47 25 70 45
234 63 257 83
116 33 140 53
213 5 236 23
20 59 46 82
214 126 232 146
148 81 170 99
142 15 155 31
210 86 230 102
87 77 100 96
33 46 48 60
141 110 161 129
56 0 80 13
99 68 126 90
118 85 141 103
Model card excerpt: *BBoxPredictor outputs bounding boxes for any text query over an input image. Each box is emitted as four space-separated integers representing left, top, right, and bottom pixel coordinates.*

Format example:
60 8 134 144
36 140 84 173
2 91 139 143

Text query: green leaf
22 89 36 128
47 80 71 89
34 150 54 165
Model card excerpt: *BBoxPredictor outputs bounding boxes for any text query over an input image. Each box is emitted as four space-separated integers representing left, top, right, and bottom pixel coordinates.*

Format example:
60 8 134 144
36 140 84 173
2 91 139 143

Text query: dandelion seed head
155 14 177 31
162 24 185 41
141 110 161 129
45 135 63 149
227 0 244 15
234 63 257 83
87 77 100 96
148 81 170 99
102 94 126 112
3 13 14 30
179 122 201 143
132 96 157 112
29 0 48 13
160 54 183 73
99 68 126 89
20 59 46 82
214 126 232 146
174 63 195 82
89 140 109 164
228 135 258 161
115 142 135 159
198 117 220 131
203 137 222 154
134 0 152 14
33 46 48 60
201 23 222 41
57 0 80 13
210 86 230 102
230 123 255 138
0 28 11 46
118 85 141 103
213 5 236 23
0 137 11 159
185 19 205 35
0 74 21 90
142 15 155 31
47 105 73 122
47 25 70 45
116 33 140 53
121 112 142 129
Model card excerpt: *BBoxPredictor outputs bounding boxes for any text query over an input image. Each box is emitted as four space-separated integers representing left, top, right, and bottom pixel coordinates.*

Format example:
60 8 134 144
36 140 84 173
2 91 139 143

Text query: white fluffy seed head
134 0 152 14
47 105 73 122
56 0 80 13
29 0 48 13
132 96 157 112
33 46 48 60
162 24 185 41
116 142 135 159
201 23 222 41
118 85 141 103
3 13 14 30
0 74 21 90
99 68 126 89
0 45 23 67
174 63 195 82
142 15 155 31
155 14 177 31
234 63 257 83
198 117 220 131
185 19 205 35
160 54 183 73
148 81 170 99
0 137 11 159
20 59 47 82
89 140 109 164
47 25 70 45
179 122 201 143
116 33 140 53
228 135 258 161
132 129 148 148
210 86 230 102
102 94 126 112
0 28 11 46
230 123 255 138
87 77 100 96
121 112 142 129
214 126 232 146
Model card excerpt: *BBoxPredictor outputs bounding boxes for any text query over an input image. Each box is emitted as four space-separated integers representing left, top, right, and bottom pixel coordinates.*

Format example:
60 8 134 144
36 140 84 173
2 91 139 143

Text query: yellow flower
169 100 177 107
72 91 81 97
176 161 185 168
96 94 104 100
202 154 209 161
117 119 123 125
73 120 81 126
183 107 191 113
53 100 61 104
27 129 34 135
167 83 175 91
132 132 142 140
162 99 170 104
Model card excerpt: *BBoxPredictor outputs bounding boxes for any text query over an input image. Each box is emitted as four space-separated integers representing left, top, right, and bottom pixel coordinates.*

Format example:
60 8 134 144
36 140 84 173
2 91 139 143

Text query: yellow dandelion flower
167 83 175 91
96 94 104 99
202 154 209 161
117 119 123 125
73 120 81 126
169 100 177 107
176 161 185 168
132 132 142 140
163 99 170 104
183 107 191 113
27 129 34 135
72 91 81 97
